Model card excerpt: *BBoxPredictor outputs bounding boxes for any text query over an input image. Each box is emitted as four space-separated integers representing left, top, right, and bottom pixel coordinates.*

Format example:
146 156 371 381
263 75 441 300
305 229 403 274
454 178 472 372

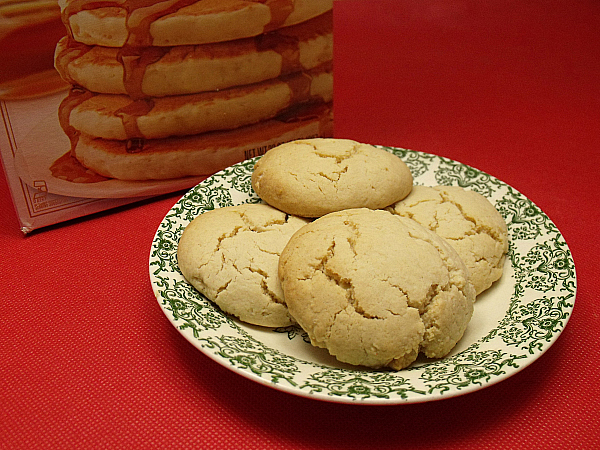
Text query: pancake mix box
0 0 333 233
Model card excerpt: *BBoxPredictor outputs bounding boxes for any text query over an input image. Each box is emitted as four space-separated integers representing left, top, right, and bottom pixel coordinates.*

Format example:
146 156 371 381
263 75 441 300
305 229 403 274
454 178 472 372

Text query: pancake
59 0 333 48
68 102 333 181
54 11 332 97
53 0 334 183
62 64 332 140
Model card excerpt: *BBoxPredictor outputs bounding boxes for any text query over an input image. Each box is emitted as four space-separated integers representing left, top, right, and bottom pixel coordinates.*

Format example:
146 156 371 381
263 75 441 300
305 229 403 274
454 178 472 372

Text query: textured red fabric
1 1 599 449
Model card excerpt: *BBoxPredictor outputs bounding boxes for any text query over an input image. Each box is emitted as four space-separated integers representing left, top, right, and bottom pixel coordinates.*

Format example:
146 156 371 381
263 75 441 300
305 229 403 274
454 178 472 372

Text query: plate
149 147 576 404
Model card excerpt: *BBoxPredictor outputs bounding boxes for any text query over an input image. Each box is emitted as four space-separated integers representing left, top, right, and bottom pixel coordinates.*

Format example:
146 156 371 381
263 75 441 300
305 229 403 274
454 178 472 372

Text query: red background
1 1 599 448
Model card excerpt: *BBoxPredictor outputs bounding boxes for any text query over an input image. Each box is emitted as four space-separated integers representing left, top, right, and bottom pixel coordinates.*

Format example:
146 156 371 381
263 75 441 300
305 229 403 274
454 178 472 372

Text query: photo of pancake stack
53 0 333 182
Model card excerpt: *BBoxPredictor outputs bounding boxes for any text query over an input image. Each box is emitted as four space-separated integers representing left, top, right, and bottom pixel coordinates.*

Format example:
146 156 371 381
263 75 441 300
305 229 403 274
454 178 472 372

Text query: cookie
177 203 310 327
251 139 413 217
387 185 509 296
278 208 475 370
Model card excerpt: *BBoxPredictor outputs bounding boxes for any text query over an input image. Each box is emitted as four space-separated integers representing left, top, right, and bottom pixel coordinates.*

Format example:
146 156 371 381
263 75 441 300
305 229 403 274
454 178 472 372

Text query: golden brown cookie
251 139 413 217
177 203 310 327
278 208 475 369
388 185 508 296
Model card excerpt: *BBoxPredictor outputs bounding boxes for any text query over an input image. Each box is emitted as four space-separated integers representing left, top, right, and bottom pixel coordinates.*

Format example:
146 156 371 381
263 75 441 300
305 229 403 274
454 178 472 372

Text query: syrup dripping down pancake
59 102 333 181
59 0 333 47
61 63 332 140
54 10 332 96
52 0 334 183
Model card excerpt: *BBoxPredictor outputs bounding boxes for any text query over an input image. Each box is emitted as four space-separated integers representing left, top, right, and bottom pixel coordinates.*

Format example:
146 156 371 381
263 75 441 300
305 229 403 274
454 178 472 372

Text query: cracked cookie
387 185 508 296
278 208 475 370
251 138 413 217
177 203 310 327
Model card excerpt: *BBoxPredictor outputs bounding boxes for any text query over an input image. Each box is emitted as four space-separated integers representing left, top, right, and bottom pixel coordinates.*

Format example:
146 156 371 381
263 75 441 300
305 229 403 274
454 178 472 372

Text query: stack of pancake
53 0 333 181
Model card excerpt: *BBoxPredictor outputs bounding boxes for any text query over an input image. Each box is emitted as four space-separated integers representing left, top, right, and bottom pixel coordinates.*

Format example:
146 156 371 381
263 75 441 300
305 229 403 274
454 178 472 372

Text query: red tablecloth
2 1 599 448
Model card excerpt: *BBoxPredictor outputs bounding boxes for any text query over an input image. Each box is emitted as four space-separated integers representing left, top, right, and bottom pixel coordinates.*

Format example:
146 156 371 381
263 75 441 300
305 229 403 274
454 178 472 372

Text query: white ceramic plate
149 147 576 404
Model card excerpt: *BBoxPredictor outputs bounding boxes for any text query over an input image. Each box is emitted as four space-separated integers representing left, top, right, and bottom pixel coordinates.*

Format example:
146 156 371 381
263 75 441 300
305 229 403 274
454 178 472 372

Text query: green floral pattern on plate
149 147 576 404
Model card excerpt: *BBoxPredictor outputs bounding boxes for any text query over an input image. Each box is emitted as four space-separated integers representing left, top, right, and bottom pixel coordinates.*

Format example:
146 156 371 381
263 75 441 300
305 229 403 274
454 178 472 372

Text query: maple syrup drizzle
118 0 198 97
50 151 110 183
55 39 94 86
61 0 194 152
119 1 199 150
114 98 153 142
261 0 294 32
61 0 301 97
60 0 306 155
257 31 302 75
58 86 95 154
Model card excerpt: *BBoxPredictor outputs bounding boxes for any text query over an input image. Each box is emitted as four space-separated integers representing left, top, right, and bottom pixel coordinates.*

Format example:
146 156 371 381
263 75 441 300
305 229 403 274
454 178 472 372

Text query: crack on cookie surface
308 141 360 163
438 191 503 243
343 219 360 256
280 208 474 369
238 209 290 232
390 187 508 296
216 224 243 247
213 214 293 299
215 279 231 296
317 222 415 323
316 165 348 183
404 225 472 314
411 282 440 315
396 189 505 246
260 278 284 305
311 235 390 342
